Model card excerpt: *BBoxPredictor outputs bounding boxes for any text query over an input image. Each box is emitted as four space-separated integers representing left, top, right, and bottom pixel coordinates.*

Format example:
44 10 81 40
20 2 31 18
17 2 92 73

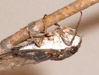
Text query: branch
0 0 99 54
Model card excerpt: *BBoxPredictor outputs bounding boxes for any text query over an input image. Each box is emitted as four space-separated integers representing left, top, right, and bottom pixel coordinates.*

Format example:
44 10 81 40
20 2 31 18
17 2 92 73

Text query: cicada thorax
49 46 79 61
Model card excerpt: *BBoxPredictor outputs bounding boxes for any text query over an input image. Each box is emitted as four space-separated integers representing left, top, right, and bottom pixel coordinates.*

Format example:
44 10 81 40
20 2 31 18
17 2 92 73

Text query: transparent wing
0 48 57 70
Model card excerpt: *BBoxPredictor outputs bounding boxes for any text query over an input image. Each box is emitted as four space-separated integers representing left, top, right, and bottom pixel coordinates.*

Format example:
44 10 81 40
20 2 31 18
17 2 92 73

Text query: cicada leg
55 11 82 46
27 14 50 47
67 11 82 46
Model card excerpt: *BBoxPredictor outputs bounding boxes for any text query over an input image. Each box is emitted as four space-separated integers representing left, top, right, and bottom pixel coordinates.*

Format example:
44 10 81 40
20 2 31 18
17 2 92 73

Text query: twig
0 0 99 54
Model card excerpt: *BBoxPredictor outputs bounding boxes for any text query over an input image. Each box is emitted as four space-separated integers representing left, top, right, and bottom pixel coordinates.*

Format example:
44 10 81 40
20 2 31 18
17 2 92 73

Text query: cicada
0 12 82 70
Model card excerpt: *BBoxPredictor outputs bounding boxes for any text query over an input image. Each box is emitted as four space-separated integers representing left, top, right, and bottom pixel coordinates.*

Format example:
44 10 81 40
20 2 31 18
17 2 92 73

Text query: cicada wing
15 49 52 63
0 49 54 70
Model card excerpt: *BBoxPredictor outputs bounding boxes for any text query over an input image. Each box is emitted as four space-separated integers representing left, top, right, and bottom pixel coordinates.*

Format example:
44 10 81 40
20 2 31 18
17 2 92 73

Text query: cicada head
64 46 79 58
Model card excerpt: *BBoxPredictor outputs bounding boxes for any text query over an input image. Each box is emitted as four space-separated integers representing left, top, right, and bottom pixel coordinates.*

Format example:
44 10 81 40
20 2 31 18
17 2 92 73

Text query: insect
0 12 82 70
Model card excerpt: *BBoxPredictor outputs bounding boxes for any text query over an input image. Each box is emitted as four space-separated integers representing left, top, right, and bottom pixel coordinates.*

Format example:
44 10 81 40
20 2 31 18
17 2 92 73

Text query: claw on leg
29 33 41 47
54 23 61 28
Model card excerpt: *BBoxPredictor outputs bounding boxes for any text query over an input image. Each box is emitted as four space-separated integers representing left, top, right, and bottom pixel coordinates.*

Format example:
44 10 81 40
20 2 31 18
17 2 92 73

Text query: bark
0 0 99 54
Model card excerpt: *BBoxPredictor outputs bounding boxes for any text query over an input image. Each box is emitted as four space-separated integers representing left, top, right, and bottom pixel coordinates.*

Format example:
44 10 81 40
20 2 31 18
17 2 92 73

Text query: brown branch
0 0 99 54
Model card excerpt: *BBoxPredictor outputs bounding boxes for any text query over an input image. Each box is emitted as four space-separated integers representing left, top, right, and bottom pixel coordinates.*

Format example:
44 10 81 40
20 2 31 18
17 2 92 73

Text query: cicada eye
70 46 78 54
